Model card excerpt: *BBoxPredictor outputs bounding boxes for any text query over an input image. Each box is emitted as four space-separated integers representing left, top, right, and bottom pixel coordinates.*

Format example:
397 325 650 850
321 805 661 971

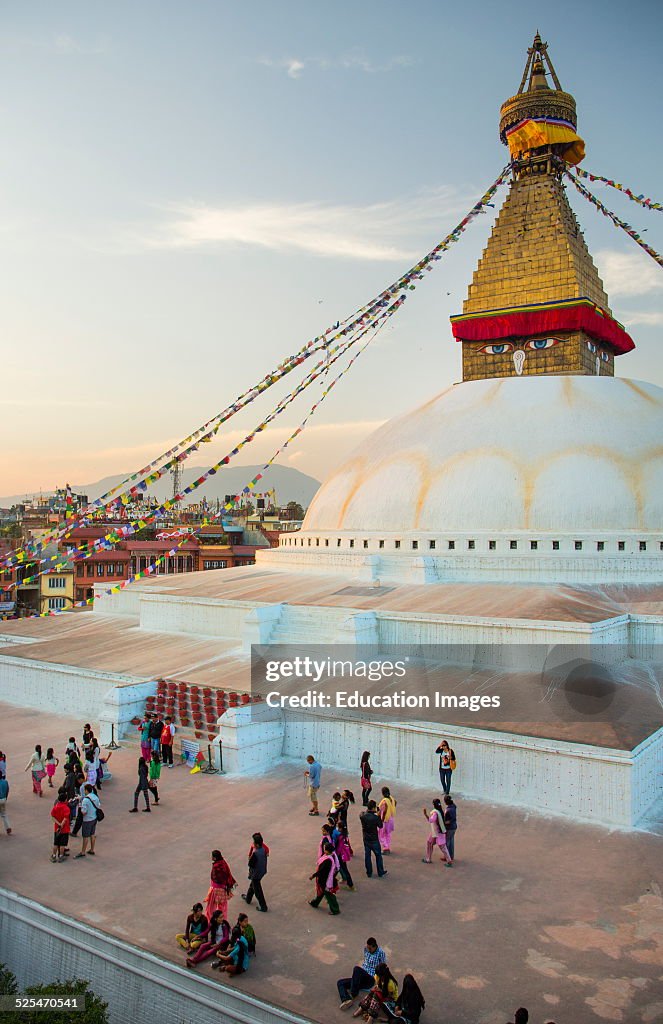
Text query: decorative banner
571 168 662 212
451 297 634 354
565 170 663 269
506 116 585 166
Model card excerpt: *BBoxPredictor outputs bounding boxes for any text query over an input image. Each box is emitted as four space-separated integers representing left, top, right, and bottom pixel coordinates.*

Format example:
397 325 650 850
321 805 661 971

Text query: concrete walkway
0 702 662 1024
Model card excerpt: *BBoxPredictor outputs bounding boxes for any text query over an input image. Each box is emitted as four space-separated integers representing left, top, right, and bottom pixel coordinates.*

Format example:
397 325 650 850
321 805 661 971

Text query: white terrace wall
0 656 138 722
281 711 662 829
0 890 311 1024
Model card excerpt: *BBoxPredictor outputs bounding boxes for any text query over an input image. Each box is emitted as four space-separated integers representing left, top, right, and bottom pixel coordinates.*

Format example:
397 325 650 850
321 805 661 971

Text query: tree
286 501 305 521
0 963 18 995
19 980 108 1024
0 968 108 1024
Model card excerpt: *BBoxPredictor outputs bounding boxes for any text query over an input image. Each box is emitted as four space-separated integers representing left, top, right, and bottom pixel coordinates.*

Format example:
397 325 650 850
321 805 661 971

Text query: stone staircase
268 605 350 646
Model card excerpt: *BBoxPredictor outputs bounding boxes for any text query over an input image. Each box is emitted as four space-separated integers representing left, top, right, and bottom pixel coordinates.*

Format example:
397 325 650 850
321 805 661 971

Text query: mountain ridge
0 464 321 509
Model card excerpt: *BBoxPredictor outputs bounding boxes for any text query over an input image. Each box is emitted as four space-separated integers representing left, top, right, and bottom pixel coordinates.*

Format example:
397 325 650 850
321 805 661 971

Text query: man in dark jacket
149 715 164 756
242 832 269 912
360 801 388 879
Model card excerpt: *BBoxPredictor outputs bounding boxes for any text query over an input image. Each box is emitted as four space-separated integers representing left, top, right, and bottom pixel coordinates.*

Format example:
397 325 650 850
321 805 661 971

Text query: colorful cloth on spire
506 116 585 165
451 298 634 354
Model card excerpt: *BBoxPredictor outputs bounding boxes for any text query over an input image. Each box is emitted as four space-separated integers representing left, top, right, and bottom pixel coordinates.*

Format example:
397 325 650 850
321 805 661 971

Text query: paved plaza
1 701 662 1024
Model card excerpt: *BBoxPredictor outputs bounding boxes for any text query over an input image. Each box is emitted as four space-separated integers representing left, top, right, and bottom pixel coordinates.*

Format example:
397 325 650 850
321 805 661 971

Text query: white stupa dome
262 375 663 583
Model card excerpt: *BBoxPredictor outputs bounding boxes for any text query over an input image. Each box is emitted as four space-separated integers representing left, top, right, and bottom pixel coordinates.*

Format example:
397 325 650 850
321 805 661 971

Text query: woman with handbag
435 739 456 795
25 745 46 797
360 752 373 807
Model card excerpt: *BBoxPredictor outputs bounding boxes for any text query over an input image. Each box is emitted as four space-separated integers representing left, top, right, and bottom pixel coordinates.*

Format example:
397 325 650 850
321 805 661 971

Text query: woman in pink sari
204 849 236 921
422 798 453 866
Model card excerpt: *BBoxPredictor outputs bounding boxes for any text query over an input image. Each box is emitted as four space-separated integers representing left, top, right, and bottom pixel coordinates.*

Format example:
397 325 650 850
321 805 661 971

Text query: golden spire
500 32 584 172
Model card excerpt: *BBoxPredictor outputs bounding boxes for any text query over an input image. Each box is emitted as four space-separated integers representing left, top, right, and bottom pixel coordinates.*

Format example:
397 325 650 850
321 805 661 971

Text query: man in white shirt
75 784 101 859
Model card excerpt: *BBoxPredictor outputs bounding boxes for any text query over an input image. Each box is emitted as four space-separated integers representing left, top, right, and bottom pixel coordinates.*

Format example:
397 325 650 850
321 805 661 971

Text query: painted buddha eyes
479 342 514 354
525 337 559 350
478 338 560 355
587 341 609 361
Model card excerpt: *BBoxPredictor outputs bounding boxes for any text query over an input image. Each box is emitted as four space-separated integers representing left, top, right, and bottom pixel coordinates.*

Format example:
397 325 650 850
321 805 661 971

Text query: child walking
45 749 60 788
149 751 161 805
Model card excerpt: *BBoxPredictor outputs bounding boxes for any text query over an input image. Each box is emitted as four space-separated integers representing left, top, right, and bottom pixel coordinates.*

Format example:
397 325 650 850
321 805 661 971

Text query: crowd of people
2 723 564 1021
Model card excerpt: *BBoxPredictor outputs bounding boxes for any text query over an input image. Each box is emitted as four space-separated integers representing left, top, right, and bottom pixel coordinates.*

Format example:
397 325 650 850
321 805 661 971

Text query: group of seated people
338 937 425 1022
175 904 256 977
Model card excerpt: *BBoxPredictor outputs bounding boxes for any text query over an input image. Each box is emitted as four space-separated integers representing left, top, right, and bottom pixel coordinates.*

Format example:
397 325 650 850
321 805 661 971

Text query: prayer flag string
564 169 663 269
570 167 663 212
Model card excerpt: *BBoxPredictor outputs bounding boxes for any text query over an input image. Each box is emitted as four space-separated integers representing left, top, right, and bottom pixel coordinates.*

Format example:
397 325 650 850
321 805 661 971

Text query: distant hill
0 464 321 510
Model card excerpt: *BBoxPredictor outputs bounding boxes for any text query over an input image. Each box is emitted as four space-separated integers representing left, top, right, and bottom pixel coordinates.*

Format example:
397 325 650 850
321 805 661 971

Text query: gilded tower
451 33 634 381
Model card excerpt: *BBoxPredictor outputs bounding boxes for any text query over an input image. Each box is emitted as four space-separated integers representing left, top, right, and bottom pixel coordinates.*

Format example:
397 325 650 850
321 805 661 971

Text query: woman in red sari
204 849 236 921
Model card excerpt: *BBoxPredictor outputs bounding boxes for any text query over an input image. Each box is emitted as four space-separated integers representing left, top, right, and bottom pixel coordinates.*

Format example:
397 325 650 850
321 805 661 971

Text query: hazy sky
2 1 662 497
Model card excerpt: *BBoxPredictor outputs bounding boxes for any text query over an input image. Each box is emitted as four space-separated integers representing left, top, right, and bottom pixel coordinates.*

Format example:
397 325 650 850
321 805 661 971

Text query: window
316 538 320 547
96 563 104 576
48 597 66 610
349 539 354 548
597 541 604 552
117 563 125 576
107 564 115 576
363 540 368 549
379 540 384 549
325 539 329 547
337 539 341 547
660 542 663 551
575 541 582 551
552 540 560 550
468 540 475 550
618 541 625 551
86 563 94 576
448 540 455 550
489 540 496 550
48 576 66 589
510 540 517 550
429 540 436 550
395 540 401 549
639 541 647 551
204 560 227 569
307 538 311 546
76 564 84 577
412 541 418 550
530 540 538 551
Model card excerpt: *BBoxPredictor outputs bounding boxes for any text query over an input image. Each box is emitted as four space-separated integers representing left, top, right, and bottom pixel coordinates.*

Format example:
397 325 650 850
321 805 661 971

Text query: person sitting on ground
337 937 387 1011
175 903 209 952
354 963 398 1021
185 910 230 968
213 913 255 961
384 974 425 1024
214 918 250 976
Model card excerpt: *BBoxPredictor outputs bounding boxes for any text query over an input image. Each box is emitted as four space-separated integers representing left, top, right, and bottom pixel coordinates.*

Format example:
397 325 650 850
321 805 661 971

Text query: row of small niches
282 537 663 553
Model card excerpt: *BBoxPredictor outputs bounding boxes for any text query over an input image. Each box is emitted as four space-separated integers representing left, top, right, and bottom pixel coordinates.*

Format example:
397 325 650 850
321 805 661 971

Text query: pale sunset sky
1 1 662 497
